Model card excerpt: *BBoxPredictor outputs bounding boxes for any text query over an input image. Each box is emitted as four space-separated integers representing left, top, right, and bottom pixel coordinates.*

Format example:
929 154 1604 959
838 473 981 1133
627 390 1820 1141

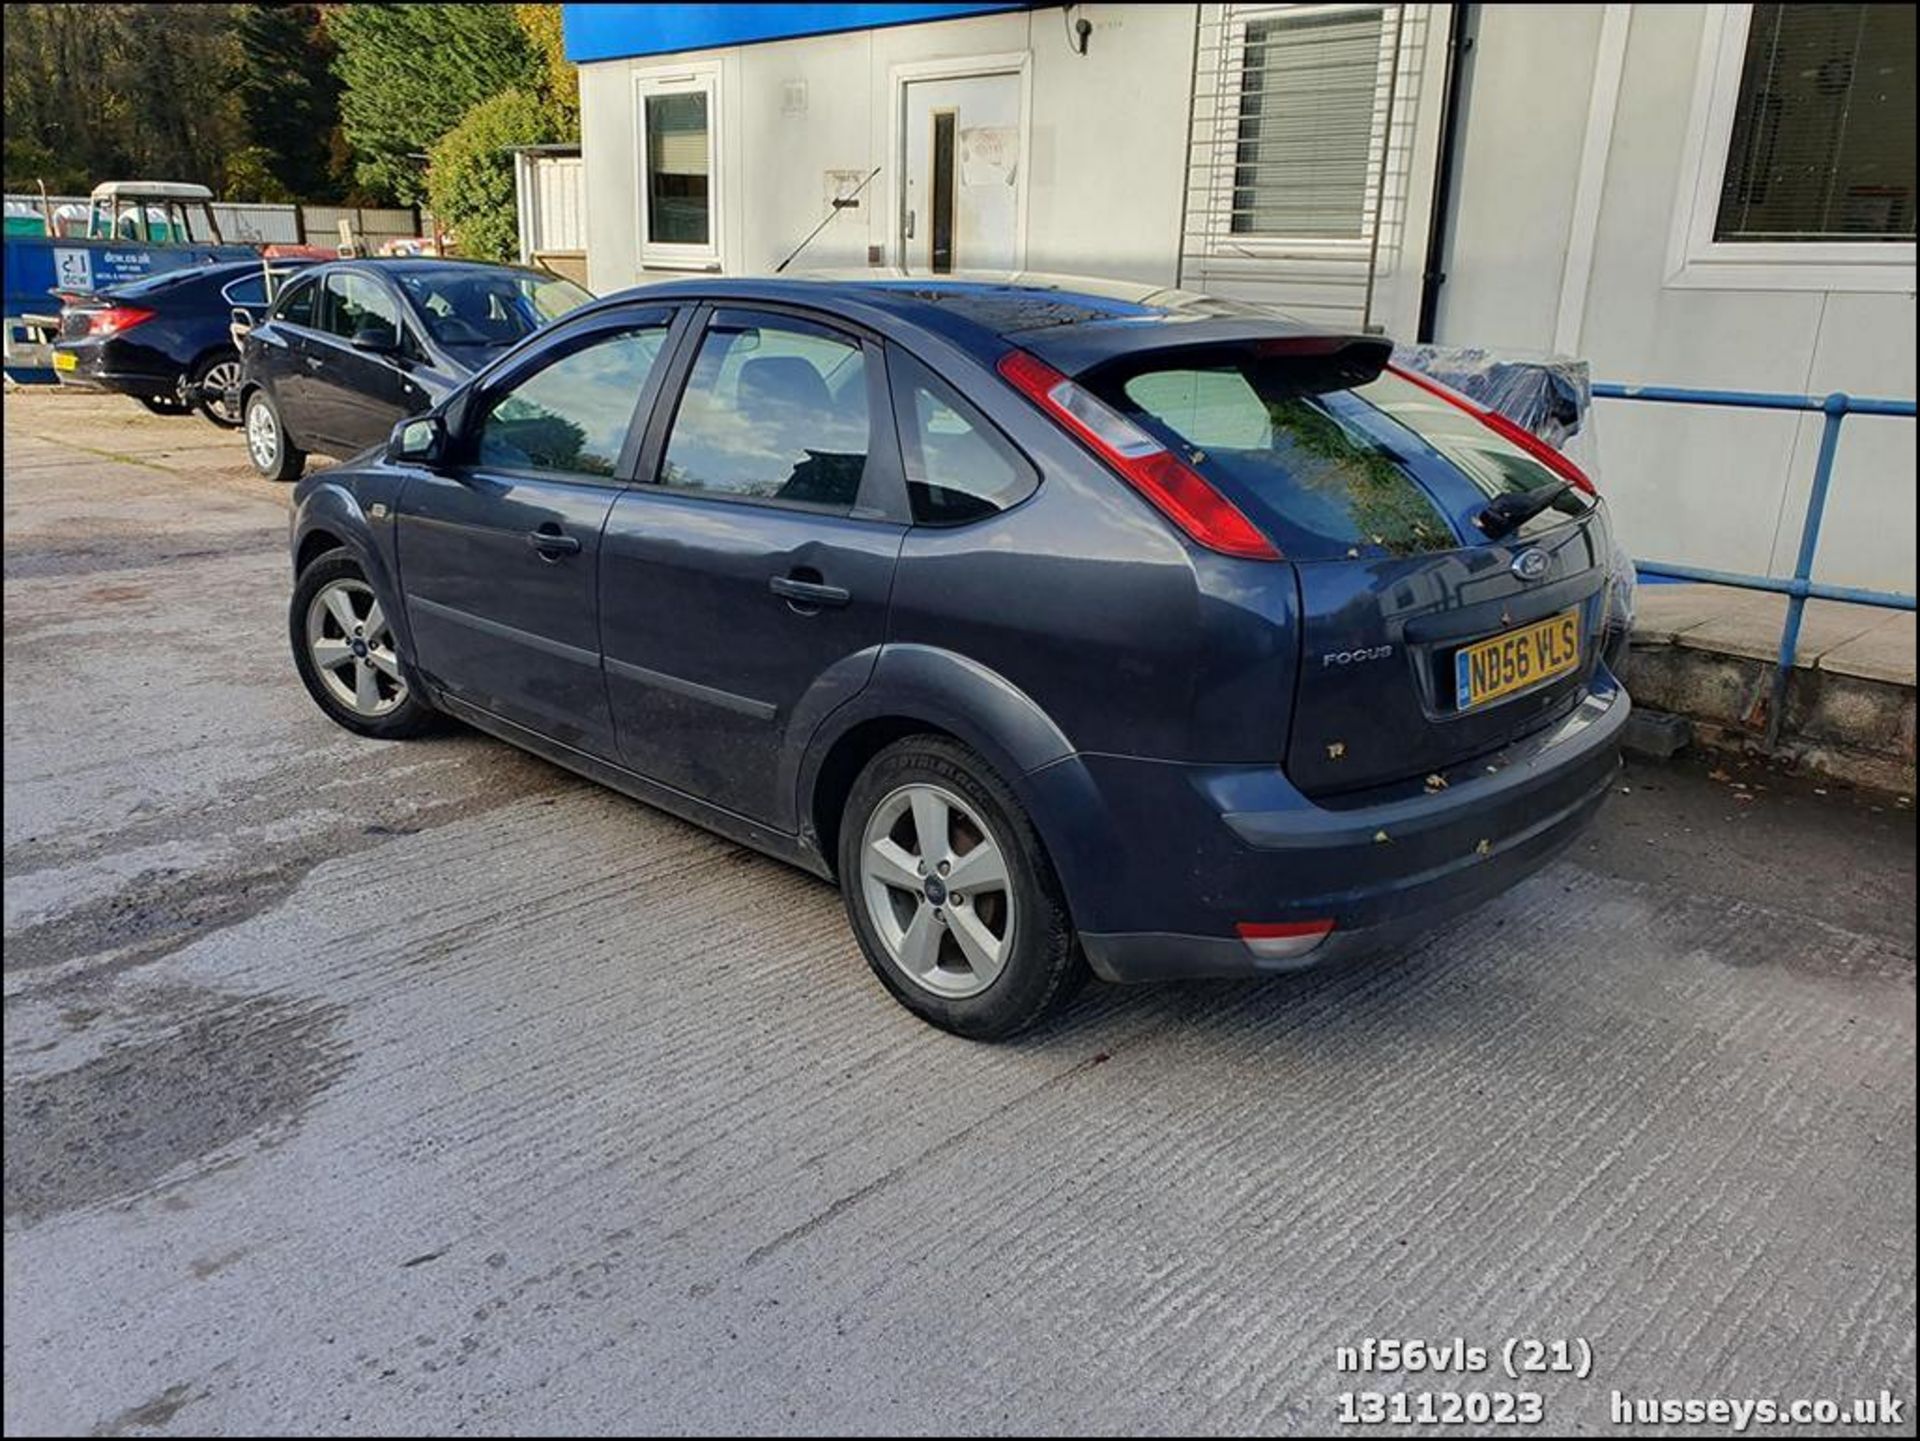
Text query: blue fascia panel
564 4 1035 64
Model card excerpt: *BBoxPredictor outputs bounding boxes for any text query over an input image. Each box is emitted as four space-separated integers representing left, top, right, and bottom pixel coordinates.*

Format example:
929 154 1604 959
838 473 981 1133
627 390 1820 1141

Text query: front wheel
187 351 244 427
245 387 306 482
838 736 1085 1039
289 550 439 740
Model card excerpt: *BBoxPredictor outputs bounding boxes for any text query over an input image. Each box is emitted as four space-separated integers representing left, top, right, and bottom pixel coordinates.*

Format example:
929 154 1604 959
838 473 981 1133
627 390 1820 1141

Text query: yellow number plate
52 350 77 372
1455 608 1581 710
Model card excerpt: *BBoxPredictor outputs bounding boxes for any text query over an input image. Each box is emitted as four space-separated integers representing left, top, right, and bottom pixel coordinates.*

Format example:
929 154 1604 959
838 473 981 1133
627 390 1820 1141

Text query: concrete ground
4 389 1915 1436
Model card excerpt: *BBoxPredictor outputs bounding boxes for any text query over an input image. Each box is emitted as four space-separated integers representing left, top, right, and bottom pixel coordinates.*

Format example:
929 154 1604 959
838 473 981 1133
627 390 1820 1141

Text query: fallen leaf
1327 741 1346 760
1475 838 1491 856
1708 769 1732 782
1425 773 1448 791
1373 829 1391 843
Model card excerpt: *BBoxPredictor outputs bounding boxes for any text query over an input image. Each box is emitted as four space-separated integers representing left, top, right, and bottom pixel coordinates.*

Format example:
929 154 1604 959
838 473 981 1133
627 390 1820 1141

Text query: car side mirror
352 324 399 355
391 415 444 464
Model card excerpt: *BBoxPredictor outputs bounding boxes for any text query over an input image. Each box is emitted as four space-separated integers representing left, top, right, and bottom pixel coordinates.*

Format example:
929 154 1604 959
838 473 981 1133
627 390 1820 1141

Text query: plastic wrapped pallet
1391 343 1635 649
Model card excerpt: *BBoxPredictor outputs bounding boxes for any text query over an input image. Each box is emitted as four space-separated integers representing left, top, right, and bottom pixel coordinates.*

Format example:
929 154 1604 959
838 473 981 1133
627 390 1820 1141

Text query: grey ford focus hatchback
287 275 1630 1038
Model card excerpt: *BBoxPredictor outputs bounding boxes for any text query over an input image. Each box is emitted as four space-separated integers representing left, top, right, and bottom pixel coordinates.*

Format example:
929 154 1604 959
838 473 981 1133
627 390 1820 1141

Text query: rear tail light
86 305 155 337
1236 918 1336 962
996 348 1281 560
1389 364 1596 495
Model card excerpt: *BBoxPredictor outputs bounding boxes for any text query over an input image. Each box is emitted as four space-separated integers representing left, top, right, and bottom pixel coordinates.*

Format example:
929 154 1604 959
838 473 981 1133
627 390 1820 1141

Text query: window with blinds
1716 3 1916 243
1231 6 1387 239
645 90 711 248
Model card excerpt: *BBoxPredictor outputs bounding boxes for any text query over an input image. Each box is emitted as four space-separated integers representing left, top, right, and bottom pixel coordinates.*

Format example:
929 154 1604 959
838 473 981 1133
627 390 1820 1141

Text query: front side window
654 314 869 512
1716 3 1916 242
321 272 404 343
638 69 719 266
889 350 1036 524
475 325 672 479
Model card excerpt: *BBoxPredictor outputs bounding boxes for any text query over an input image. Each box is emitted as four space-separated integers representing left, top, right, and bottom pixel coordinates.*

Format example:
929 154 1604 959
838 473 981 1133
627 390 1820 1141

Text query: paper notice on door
960 126 1018 188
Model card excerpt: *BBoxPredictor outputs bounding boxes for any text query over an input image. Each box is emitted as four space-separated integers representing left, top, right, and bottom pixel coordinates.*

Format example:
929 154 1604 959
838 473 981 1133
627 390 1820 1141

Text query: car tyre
838 736 1085 1039
186 349 244 428
289 549 439 740
245 387 306 482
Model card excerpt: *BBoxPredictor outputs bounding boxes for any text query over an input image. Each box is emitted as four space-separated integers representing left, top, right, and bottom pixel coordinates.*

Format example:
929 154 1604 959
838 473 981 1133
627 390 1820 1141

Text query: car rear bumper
50 343 173 396
1037 677 1629 984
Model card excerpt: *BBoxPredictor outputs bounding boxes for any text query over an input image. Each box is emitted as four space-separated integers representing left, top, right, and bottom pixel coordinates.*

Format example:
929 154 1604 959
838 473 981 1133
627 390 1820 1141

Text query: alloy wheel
199 360 243 423
305 578 406 717
859 782 1014 998
246 397 278 470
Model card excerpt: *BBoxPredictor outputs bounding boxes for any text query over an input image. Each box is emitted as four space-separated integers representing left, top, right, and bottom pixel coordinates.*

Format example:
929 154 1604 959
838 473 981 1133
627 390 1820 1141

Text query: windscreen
1087 360 1594 559
396 270 592 350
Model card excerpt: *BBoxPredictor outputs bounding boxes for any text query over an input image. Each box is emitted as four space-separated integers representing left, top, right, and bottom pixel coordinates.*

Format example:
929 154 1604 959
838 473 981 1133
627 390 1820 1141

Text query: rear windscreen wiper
1476 480 1576 540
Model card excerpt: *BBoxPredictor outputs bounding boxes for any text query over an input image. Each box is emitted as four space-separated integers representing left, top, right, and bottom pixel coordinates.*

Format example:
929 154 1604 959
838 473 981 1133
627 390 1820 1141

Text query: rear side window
653 312 870 513
889 350 1036 524
476 325 671 479
1094 361 1588 559
275 276 317 328
222 273 268 308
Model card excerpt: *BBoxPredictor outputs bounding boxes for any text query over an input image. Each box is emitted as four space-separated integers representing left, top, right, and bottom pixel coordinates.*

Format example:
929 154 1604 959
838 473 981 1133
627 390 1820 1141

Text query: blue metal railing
1589 382 1917 748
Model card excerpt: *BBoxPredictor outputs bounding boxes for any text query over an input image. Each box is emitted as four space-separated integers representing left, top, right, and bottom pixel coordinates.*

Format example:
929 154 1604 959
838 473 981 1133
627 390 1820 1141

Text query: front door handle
770 574 850 610
528 526 581 559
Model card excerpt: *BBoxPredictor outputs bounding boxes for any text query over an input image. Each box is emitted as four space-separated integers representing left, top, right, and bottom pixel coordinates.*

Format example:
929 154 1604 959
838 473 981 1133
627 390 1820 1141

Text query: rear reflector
1236 918 1336 962
86 305 155 337
997 348 1281 560
1389 364 1596 495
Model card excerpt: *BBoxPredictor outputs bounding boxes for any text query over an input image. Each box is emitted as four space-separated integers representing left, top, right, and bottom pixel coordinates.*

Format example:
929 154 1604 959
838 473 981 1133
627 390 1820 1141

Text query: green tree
3 4 246 192
233 4 343 200
515 3 580 139
426 88 556 262
327 3 540 204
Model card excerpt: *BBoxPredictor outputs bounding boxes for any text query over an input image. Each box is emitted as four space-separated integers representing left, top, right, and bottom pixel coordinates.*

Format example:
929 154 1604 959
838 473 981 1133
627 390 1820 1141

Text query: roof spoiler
1021 318 1394 391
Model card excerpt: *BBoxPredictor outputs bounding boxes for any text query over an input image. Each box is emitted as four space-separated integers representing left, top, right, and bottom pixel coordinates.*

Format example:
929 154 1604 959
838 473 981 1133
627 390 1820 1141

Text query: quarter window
475 326 672 479
274 275 318 328
888 350 1036 524
654 314 870 512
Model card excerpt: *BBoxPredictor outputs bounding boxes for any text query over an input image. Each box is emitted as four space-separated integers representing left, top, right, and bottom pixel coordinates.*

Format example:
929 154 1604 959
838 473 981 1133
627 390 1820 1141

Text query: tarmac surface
4 389 1914 1435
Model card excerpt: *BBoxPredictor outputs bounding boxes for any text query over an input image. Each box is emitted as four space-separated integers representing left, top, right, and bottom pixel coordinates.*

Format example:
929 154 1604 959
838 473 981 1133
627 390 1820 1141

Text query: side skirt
433 691 834 882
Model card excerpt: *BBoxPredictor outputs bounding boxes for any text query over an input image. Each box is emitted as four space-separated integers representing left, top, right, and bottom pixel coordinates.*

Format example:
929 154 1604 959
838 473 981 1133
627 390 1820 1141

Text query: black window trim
628 300 910 525
882 342 1042 528
270 272 321 330
451 303 689 487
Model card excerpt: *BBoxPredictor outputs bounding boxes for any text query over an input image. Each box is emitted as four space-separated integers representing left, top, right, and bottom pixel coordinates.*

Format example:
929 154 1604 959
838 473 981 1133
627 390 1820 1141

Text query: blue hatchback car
287 275 1630 1038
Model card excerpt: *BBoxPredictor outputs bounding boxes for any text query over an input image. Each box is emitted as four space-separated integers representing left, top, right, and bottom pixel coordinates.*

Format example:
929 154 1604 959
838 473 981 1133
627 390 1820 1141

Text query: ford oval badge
1511 548 1550 582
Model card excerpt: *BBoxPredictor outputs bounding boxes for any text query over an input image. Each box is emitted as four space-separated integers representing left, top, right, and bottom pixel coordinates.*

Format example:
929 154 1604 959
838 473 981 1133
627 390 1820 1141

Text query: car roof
312 257 558 281
600 271 1378 375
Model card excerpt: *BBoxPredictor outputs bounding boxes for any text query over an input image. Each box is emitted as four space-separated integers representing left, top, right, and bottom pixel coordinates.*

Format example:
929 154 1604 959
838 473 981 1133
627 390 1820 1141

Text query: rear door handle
528 527 581 559
769 575 850 609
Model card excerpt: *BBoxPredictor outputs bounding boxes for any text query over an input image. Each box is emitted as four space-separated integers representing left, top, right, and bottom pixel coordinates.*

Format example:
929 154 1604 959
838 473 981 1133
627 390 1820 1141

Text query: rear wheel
838 736 1084 1039
186 350 243 427
289 550 438 739
245 387 305 482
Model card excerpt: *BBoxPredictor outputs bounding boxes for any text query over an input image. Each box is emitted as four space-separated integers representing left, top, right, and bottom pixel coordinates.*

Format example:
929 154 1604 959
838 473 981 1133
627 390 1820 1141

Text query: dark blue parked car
51 259 310 425
239 258 592 481
287 276 1631 1038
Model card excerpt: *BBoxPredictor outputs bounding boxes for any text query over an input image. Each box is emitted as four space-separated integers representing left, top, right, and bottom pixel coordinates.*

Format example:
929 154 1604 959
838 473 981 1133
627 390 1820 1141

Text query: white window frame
1196 2 1400 257
1666 3 1916 293
635 62 722 272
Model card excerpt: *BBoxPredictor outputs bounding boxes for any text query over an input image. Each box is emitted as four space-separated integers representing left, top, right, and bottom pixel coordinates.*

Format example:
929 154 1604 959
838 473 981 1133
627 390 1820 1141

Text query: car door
599 305 907 828
395 307 684 757
306 269 432 455
249 271 323 443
